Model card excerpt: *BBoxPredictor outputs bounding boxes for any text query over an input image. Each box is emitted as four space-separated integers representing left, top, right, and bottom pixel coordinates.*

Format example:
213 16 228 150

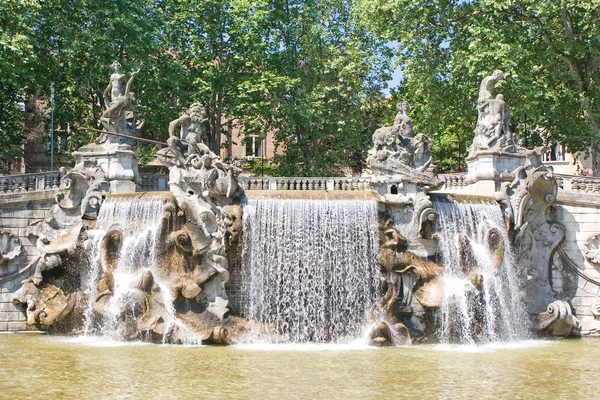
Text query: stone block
0 218 29 228
0 209 14 217
0 311 21 322
0 322 7 331
0 293 13 302
580 222 600 233
572 214 600 223
8 321 26 331
13 209 46 219
581 297 599 307
0 227 19 236
0 302 19 312
17 235 34 247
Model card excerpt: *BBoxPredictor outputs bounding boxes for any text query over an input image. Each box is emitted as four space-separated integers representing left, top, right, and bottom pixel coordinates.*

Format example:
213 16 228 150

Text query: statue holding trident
98 61 143 143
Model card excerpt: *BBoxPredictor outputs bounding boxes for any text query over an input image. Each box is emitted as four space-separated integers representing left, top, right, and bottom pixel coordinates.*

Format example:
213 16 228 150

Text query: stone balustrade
239 177 372 191
137 172 168 192
0 171 61 195
438 173 468 191
6 171 600 195
556 174 600 194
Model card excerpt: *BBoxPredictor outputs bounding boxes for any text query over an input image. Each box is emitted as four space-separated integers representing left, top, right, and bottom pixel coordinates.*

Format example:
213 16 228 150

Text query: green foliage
356 0 600 172
246 158 277 177
270 0 393 176
0 0 40 160
137 145 157 168
1 0 391 176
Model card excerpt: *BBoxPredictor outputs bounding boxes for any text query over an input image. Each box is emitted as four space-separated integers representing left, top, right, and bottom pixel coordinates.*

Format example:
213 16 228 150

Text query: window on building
543 142 566 162
245 135 264 158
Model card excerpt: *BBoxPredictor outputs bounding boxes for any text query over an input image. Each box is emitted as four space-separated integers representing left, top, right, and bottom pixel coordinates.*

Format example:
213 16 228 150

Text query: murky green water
1 334 597 399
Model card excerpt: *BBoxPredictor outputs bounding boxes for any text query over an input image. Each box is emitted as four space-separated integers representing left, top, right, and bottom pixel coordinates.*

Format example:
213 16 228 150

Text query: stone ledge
557 191 600 208
0 189 60 207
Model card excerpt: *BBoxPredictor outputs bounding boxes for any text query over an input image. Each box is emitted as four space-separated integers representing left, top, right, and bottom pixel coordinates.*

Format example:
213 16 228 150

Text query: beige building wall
219 122 279 162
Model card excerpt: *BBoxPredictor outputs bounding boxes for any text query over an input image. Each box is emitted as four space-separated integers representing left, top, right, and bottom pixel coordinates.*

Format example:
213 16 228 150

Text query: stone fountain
7 65 582 345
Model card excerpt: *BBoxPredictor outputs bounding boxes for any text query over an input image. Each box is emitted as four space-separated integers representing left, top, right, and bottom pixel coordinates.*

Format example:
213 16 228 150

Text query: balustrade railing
238 177 372 191
555 174 600 194
438 173 467 191
0 171 61 195
137 173 168 192
5 170 600 196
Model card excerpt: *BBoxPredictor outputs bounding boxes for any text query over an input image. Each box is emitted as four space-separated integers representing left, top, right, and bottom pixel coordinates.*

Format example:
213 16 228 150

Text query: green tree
270 0 392 176
29 0 179 151
356 0 600 173
0 0 40 169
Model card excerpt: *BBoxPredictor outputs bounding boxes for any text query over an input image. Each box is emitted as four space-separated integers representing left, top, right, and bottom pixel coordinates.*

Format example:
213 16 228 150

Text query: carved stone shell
584 233 600 264
0 230 23 265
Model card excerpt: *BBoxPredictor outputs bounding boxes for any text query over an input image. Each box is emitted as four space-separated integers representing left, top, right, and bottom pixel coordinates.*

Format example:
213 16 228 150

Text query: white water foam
434 197 530 344
239 199 381 344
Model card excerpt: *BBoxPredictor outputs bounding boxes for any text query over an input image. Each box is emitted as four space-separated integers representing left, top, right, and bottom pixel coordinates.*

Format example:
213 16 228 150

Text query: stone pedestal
465 151 526 194
73 143 139 194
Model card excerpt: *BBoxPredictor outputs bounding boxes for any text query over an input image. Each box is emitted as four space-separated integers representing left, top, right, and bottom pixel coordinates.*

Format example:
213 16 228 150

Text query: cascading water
239 199 380 343
433 197 530 344
81 194 192 342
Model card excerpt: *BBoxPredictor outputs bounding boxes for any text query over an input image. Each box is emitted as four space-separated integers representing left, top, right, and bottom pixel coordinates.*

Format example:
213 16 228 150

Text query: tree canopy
1 0 392 176
356 0 600 172
4 0 599 175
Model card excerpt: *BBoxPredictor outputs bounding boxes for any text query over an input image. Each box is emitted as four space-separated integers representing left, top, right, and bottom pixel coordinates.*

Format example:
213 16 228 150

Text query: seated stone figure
168 103 211 166
367 101 436 181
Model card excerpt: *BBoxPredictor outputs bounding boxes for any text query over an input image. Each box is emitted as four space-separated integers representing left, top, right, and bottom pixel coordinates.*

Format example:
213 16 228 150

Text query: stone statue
27 164 109 285
391 101 415 138
100 65 141 135
96 62 144 145
469 70 517 155
477 69 504 106
168 103 211 166
367 101 439 188
167 106 244 320
103 61 126 108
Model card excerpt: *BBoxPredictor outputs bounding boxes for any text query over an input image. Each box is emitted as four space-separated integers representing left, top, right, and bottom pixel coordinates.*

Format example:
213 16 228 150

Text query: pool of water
1 334 597 399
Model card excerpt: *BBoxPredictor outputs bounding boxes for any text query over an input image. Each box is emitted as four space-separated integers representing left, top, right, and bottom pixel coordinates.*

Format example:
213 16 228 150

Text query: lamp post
50 82 55 171
259 132 266 177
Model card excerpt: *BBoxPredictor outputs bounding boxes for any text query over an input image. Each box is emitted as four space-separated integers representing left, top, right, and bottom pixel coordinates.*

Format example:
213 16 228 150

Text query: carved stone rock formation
397 252 444 308
27 164 109 286
533 300 580 337
495 147 565 314
167 116 244 322
12 277 86 332
368 320 412 347
368 321 394 347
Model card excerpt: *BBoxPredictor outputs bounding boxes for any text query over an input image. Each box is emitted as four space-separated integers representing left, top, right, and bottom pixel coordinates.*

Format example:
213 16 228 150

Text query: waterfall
239 199 380 343
81 194 188 342
433 197 530 343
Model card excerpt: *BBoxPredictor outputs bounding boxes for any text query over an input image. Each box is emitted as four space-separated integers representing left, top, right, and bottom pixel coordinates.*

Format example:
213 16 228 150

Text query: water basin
0 334 595 399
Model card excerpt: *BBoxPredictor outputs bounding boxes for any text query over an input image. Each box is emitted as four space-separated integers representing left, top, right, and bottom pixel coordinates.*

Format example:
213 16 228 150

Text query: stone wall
554 191 600 332
0 189 59 331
